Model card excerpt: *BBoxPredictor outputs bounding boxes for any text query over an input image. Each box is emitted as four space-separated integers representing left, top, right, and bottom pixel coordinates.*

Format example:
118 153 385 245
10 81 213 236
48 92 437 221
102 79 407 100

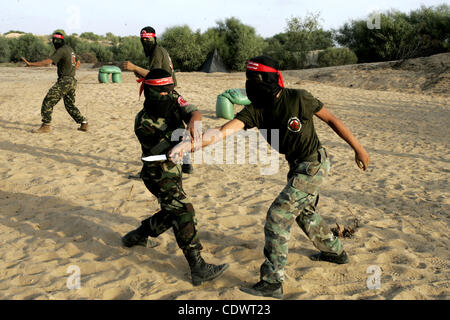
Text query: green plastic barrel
99 65 121 74
98 65 122 84
222 88 251 105
112 73 122 83
216 95 235 120
98 72 110 84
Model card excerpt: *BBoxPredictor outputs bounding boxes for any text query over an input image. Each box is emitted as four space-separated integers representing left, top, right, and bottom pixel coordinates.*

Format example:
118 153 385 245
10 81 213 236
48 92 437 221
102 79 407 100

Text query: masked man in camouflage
169 56 370 298
121 69 228 286
122 26 193 174
22 32 88 133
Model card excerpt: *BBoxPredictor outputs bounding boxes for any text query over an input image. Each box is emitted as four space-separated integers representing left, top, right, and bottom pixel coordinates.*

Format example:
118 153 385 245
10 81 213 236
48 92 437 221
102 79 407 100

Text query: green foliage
4 30 25 35
335 4 450 62
215 17 266 71
317 47 358 67
264 13 334 69
78 52 97 63
0 37 11 62
160 25 205 71
8 33 52 62
80 32 102 41
112 37 147 67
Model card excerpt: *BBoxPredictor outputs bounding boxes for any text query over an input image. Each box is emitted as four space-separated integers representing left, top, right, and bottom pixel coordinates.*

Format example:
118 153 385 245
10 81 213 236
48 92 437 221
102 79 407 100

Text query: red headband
53 34 64 40
140 32 156 39
137 77 174 97
247 61 284 88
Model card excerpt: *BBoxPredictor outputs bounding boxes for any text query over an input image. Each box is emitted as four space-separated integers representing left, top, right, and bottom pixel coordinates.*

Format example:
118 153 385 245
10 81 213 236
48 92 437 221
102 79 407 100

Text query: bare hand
122 61 135 72
355 149 370 171
168 140 191 164
186 124 202 152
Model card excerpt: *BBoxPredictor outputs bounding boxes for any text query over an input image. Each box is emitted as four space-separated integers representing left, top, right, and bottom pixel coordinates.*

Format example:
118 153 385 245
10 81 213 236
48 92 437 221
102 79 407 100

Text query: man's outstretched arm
168 118 245 163
21 57 53 67
121 61 149 78
315 106 370 171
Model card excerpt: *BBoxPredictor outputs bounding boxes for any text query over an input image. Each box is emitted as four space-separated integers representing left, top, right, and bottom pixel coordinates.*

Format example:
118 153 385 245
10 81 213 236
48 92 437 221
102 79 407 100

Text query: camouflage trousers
261 148 343 284
140 161 202 251
41 77 86 124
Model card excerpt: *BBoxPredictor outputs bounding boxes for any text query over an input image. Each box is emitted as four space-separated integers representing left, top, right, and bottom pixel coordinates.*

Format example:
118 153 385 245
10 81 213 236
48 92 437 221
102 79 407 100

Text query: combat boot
78 122 88 132
240 280 284 299
183 248 229 286
122 224 149 247
310 250 349 264
182 163 194 174
32 123 51 133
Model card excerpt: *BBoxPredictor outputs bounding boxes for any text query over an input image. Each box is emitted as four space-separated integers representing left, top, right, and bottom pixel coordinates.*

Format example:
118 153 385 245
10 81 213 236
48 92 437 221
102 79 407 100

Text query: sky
1 0 448 38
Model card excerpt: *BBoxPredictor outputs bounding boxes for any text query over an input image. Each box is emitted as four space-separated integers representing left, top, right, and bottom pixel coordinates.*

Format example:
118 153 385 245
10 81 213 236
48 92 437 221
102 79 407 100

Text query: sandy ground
0 60 448 300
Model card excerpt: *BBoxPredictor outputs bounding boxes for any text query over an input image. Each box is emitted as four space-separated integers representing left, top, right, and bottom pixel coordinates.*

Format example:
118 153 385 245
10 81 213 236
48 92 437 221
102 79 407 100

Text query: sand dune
0 60 448 300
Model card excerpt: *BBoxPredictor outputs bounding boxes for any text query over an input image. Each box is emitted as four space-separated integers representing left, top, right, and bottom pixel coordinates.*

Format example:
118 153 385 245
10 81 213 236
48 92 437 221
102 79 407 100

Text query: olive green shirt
235 88 324 163
135 92 197 156
50 45 79 79
149 45 177 87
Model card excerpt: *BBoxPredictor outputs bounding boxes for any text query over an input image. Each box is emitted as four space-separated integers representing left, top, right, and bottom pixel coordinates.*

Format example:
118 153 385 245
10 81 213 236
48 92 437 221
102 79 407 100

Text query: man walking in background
122 26 193 175
22 32 88 133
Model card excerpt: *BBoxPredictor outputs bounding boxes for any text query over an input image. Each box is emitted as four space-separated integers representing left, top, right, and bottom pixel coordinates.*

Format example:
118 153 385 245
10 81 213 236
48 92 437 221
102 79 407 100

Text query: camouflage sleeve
176 95 198 123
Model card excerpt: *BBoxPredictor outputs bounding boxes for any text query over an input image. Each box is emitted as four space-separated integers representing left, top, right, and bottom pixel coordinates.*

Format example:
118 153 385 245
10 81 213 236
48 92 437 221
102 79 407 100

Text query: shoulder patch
177 96 189 107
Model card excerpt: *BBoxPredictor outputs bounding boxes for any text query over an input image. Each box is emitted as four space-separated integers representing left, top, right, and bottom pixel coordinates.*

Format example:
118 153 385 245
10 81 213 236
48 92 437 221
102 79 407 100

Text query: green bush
318 47 358 67
8 33 52 62
0 37 11 62
215 17 266 71
80 32 102 41
78 52 97 63
160 26 205 71
335 4 450 62
263 13 334 69
112 37 147 68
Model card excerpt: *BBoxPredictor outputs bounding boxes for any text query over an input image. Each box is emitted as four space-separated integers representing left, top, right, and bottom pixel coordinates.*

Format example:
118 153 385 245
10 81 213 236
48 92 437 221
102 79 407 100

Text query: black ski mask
140 26 157 57
139 69 176 119
52 33 65 50
245 56 284 108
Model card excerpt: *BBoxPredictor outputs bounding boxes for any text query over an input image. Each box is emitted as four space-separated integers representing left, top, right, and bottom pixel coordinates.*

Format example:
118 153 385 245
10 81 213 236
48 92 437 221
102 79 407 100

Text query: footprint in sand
102 287 135 300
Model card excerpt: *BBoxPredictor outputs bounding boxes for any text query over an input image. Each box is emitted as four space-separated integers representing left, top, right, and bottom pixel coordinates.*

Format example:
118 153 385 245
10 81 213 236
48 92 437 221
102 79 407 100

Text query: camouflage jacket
135 91 197 157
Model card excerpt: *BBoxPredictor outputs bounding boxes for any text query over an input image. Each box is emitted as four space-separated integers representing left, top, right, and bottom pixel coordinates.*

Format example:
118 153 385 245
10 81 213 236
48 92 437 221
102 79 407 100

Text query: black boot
183 248 229 286
122 224 149 247
182 163 194 174
310 250 349 264
240 280 284 299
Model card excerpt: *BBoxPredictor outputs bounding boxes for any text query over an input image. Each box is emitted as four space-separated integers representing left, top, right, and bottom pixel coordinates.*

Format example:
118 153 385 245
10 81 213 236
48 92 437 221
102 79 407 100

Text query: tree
80 32 102 41
335 5 450 62
317 47 358 67
160 25 205 71
0 37 11 62
112 37 147 68
215 17 266 71
8 33 52 62
264 13 334 69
